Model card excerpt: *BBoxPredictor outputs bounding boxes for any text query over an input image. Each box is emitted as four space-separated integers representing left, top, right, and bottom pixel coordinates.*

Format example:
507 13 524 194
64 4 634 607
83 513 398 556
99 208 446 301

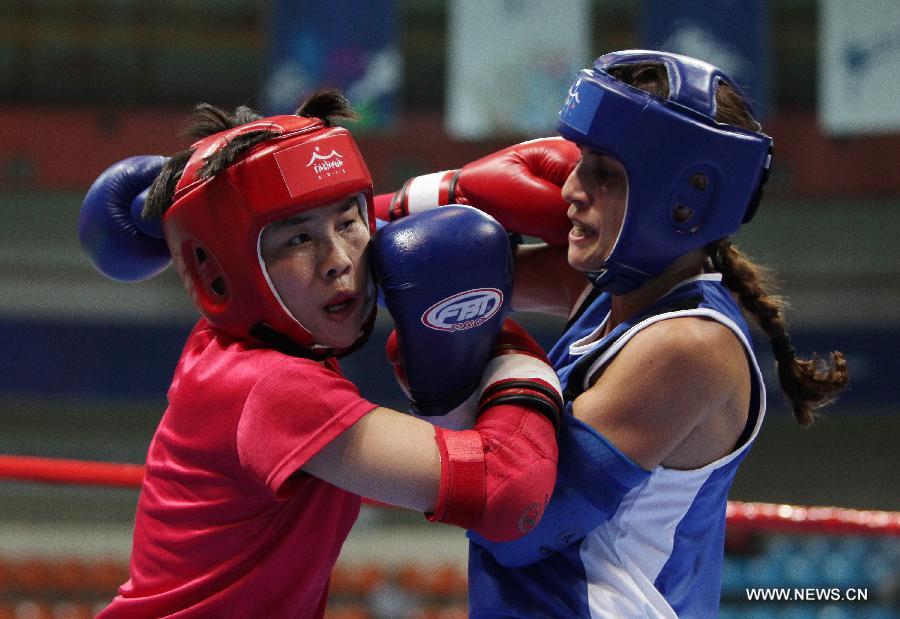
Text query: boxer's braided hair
144 89 358 220
706 241 848 426
608 62 849 426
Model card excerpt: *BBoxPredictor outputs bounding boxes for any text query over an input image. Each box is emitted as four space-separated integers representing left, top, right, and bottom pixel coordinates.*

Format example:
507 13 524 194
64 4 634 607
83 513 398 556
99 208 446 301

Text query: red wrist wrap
428 427 486 529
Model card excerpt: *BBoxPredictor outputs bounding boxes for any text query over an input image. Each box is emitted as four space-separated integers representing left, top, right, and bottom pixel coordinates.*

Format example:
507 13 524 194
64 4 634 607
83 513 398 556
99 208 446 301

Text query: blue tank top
468 273 766 618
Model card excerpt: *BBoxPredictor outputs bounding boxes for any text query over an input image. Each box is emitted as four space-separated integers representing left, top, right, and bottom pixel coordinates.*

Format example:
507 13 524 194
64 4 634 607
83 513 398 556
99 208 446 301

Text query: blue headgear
557 50 773 294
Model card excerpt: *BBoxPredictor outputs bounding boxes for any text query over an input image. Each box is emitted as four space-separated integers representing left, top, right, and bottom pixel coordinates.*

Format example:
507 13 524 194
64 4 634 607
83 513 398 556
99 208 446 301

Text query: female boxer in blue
380 51 849 618
80 91 564 618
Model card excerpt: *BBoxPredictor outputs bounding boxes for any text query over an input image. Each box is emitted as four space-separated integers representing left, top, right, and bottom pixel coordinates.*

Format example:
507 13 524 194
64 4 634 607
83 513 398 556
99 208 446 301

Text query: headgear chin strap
163 114 377 358
557 50 773 295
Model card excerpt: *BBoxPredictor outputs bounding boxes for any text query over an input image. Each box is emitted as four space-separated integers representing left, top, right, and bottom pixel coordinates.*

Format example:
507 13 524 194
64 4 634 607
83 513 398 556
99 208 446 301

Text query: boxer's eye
594 166 614 180
288 233 312 246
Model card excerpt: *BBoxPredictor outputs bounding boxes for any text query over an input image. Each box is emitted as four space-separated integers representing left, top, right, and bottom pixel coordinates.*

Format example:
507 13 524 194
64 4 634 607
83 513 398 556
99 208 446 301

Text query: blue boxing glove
78 155 171 282
371 205 513 420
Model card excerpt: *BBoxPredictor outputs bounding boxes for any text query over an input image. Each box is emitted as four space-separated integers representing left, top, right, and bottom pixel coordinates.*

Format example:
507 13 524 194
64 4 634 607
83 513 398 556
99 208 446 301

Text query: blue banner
263 0 399 130
2 317 897 412
642 0 770 118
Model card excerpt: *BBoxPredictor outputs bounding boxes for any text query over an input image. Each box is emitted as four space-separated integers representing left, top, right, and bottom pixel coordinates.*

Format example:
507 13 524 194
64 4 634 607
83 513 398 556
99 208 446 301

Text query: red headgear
163 114 376 357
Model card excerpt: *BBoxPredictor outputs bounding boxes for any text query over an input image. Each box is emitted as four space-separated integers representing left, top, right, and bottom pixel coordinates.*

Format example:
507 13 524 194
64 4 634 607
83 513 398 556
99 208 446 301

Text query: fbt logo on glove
422 288 503 332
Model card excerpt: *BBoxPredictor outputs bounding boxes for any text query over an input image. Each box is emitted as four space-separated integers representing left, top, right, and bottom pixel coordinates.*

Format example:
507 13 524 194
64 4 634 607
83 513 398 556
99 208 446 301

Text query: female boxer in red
80 91 562 618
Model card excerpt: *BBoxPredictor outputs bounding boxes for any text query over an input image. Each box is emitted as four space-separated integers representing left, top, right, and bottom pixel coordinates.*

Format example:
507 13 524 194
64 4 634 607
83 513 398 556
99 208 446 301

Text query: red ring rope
2 454 898 536
726 500 900 536
0 455 144 488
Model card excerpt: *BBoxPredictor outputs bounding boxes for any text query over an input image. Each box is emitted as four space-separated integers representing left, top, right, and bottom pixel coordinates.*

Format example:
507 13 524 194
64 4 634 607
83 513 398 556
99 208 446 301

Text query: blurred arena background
0 0 897 617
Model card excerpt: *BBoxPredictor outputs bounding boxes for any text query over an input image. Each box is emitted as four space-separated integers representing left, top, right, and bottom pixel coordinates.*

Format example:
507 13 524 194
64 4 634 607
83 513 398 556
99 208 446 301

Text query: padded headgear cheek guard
557 50 773 294
163 115 376 358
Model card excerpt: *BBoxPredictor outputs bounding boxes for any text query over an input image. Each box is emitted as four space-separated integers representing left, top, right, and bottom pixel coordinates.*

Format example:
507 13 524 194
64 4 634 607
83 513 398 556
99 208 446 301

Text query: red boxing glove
375 137 579 246
429 319 563 542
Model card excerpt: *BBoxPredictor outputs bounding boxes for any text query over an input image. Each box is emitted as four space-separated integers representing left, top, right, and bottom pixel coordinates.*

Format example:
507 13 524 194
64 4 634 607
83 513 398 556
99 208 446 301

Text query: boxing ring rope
0 455 145 489
2 454 898 536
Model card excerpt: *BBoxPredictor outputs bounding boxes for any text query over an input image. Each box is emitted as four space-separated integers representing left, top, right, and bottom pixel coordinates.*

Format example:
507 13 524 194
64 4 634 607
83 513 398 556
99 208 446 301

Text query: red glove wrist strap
397 170 456 218
428 427 486 528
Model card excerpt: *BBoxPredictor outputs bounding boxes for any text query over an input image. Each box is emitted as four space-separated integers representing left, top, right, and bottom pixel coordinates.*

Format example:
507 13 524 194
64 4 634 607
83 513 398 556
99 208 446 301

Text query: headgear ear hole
673 204 695 225
210 277 227 297
689 173 708 191
186 240 228 305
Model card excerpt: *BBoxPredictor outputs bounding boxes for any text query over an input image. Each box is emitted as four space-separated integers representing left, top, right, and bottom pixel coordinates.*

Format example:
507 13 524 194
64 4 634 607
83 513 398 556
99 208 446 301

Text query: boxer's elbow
474 454 557 542
473 406 559 541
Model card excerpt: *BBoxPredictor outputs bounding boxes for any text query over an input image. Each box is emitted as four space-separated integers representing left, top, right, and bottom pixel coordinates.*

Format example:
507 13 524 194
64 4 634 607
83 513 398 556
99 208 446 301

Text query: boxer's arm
375 137 579 247
301 406 443 511
512 243 588 316
469 414 650 566
304 329 562 542
375 139 586 316
469 315 750 565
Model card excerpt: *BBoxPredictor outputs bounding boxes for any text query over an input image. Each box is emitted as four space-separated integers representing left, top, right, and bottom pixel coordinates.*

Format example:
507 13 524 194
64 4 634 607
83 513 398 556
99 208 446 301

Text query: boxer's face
260 196 372 348
562 148 628 273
